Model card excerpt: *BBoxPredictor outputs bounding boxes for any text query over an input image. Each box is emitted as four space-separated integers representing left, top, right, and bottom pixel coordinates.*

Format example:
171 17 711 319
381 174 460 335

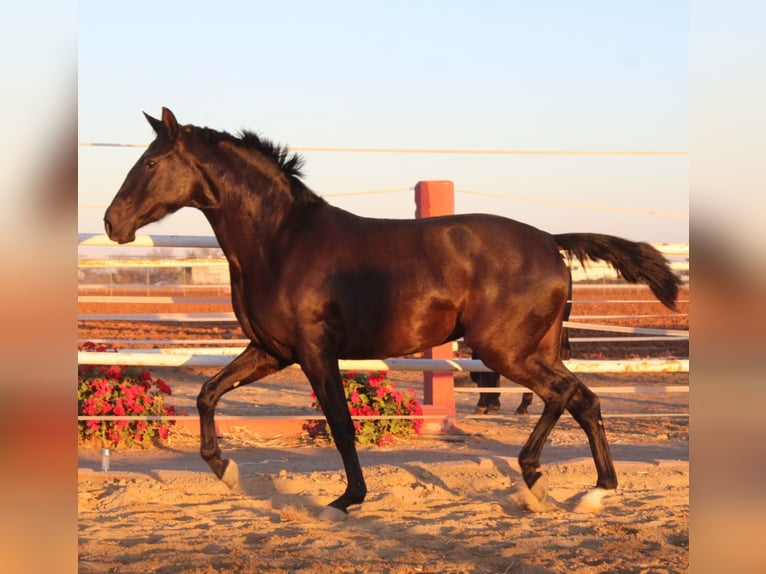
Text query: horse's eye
145 159 156 169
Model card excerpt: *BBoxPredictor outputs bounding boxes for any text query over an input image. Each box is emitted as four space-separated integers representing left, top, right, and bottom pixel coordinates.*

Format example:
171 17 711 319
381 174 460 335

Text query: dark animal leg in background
515 393 533 415
301 354 367 514
472 351 501 414
197 345 286 483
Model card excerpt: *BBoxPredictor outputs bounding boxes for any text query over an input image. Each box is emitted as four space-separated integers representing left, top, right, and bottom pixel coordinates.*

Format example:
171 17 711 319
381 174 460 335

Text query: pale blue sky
78 1 689 243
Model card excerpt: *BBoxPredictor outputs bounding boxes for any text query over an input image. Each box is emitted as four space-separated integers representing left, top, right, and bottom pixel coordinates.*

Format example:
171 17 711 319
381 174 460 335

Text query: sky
78 0 689 244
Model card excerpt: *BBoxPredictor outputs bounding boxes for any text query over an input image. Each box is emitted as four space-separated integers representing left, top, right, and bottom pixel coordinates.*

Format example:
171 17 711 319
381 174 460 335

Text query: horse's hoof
221 459 239 489
318 505 348 522
572 488 612 514
513 476 556 512
530 474 548 502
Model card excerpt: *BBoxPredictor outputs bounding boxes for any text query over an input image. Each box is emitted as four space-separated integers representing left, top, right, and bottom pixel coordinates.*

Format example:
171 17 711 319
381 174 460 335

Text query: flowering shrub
78 341 186 448
304 371 423 446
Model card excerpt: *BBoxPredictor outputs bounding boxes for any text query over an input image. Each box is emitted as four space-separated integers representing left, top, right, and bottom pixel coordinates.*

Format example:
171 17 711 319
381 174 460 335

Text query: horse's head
104 107 205 243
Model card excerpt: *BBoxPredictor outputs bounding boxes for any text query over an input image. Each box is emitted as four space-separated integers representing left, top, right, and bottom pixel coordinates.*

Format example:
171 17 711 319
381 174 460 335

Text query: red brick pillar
414 181 456 414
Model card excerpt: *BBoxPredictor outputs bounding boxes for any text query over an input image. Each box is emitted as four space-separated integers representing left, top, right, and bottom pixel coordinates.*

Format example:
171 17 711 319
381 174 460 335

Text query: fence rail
78 233 689 426
77 351 689 373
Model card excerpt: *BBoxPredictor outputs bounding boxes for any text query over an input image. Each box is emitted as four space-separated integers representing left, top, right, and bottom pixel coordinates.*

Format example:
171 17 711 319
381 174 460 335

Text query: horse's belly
339 310 460 360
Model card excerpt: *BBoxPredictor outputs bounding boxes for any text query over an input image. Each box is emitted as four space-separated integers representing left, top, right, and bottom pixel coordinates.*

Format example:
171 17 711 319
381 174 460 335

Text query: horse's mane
238 130 305 179
189 125 325 206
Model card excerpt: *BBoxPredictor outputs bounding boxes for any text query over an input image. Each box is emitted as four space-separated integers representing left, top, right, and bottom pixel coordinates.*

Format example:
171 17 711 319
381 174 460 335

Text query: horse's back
280 207 569 358
324 208 559 264
294 207 567 296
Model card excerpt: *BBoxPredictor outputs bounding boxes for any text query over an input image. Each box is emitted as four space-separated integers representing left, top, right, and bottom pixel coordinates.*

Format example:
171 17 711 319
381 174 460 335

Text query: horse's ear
161 107 179 141
144 111 164 134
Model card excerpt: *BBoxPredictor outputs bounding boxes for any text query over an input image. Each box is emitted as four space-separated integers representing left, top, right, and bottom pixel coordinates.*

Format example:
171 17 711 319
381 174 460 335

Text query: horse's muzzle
103 215 135 244
103 217 113 238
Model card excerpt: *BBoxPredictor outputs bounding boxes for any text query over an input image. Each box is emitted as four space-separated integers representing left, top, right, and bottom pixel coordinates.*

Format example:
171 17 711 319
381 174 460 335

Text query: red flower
81 398 99 416
78 344 183 448
92 379 111 398
105 365 124 379
377 433 395 446
113 399 126 416
155 379 172 395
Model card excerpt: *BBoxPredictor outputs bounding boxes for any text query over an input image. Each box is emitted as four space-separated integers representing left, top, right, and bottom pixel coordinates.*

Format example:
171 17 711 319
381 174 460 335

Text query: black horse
104 108 680 517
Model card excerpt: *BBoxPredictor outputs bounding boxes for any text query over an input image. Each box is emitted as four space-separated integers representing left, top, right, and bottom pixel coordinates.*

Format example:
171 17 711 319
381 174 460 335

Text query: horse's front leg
301 354 367 517
196 344 287 487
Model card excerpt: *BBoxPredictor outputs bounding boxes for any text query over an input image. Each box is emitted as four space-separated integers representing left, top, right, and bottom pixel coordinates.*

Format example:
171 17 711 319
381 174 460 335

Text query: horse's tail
554 233 681 310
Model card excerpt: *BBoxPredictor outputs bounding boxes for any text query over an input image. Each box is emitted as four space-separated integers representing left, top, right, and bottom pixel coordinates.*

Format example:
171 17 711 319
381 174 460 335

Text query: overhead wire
78 142 688 217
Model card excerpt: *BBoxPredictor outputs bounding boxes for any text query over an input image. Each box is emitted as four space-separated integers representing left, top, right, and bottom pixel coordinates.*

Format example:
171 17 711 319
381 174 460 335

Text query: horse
473 272 573 415
104 108 680 517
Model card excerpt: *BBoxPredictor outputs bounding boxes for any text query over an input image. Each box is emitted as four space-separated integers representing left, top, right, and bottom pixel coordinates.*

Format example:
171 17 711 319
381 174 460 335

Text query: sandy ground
78 371 688 574
78 286 688 573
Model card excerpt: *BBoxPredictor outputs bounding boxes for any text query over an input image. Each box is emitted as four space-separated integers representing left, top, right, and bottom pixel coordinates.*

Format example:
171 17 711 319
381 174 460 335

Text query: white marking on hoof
221 459 239 489
318 506 348 522
573 488 612 514
530 474 548 502
513 476 557 513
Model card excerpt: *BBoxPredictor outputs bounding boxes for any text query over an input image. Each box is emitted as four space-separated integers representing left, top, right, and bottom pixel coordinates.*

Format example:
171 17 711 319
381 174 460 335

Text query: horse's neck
193 149 289 254
201 188 297 278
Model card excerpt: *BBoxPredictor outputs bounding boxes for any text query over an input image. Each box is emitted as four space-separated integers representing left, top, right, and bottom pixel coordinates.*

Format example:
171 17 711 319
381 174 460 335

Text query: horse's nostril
104 218 113 237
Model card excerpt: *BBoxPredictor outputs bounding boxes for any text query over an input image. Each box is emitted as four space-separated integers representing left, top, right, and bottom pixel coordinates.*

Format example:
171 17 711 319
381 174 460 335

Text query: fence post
414 181 456 415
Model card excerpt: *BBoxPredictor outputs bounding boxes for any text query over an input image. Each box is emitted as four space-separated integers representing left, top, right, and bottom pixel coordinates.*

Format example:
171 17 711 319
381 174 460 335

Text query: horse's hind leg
196 344 286 487
566 383 617 489
512 362 618 512
514 363 581 494
479 349 586 506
